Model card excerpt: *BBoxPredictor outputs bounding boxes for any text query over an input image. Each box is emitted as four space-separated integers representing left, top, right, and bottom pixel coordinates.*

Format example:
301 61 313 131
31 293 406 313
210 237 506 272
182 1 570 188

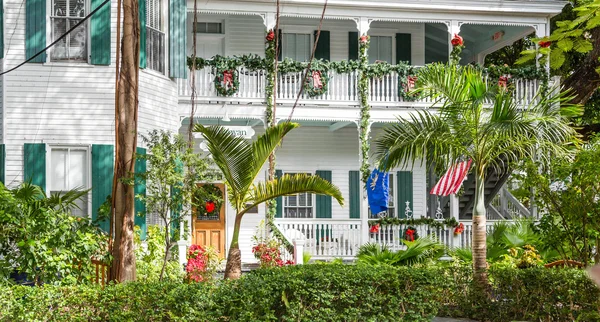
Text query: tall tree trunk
110 0 140 282
224 215 243 279
472 174 488 288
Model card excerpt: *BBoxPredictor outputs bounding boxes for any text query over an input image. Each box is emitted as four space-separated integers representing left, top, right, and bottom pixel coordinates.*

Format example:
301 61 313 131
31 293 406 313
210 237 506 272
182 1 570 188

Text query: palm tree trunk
224 214 243 279
472 173 488 287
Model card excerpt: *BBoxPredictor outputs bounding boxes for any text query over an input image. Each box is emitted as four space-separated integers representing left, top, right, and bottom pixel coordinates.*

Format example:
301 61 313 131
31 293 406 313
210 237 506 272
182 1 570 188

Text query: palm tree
195 122 344 279
375 63 577 286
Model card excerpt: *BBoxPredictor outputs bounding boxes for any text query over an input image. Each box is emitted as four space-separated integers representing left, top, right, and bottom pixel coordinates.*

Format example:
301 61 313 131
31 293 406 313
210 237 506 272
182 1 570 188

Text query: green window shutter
315 170 332 218
25 0 46 62
397 171 413 219
23 143 46 188
169 0 187 78
0 0 4 59
90 0 111 65
139 0 147 68
395 33 411 65
348 31 358 61
92 145 114 233
0 144 5 184
349 171 360 219
314 30 330 61
135 147 147 239
275 169 283 218
277 29 282 61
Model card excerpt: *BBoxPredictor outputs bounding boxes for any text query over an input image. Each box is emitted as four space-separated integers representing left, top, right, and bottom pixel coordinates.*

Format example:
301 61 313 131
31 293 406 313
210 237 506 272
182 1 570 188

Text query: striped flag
430 159 472 196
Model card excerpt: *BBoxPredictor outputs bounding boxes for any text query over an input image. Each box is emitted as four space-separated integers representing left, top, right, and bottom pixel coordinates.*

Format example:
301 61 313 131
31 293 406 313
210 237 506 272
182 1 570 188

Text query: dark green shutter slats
348 31 358 61
397 171 413 219
23 143 46 188
314 30 330 61
0 144 5 184
0 0 4 59
92 145 114 233
349 171 360 219
135 147 147 239
315 170 332 218
139 0 147 68
396 33 412 65
25 0 46 62
277 29 282 61
169 0 187 78
90 0 111 65
275 170 283 218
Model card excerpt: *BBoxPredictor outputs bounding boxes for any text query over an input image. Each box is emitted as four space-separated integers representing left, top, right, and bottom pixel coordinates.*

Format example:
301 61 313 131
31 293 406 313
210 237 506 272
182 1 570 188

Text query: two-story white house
0 0 565 263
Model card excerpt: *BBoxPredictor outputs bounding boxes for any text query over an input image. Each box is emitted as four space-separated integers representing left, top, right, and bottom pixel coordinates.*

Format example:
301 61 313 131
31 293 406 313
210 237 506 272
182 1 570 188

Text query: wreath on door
195 184 224 218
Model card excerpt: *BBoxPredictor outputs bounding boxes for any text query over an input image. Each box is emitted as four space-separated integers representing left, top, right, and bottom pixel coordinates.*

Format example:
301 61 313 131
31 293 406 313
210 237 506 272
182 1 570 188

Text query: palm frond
245 173 344 214
46 188 90 213
249 122 299 187
396 237 445 266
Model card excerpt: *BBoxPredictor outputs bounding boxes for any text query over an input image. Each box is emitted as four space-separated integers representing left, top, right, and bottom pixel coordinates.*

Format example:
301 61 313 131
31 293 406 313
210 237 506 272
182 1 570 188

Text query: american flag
430 159 472 196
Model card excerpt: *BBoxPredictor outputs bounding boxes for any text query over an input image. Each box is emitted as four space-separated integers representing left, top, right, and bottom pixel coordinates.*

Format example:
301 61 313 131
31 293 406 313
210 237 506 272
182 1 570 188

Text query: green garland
214 69 239 97
368 217 459 229
194 184 223 218
358 34 371 185
303 70 329 98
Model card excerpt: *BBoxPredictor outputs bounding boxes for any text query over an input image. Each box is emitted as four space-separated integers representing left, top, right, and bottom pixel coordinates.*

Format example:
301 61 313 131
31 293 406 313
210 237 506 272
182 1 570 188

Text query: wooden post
293 239 305 264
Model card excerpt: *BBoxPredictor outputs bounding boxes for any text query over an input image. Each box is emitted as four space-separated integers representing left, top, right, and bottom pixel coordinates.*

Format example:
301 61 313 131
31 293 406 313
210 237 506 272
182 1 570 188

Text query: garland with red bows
404 226 418 241
303 69 329 98
195 184 223 218
214 69 240 97
454 223 465 236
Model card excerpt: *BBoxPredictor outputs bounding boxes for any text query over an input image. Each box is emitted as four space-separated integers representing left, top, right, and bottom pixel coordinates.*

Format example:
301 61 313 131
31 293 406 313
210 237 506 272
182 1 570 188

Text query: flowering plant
185 244 222 283
453 223 465 236
266 30 275 42
252 241 294 268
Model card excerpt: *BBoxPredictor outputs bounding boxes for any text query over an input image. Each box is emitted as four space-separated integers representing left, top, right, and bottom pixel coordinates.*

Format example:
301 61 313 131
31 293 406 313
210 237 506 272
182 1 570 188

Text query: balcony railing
178 66 554 108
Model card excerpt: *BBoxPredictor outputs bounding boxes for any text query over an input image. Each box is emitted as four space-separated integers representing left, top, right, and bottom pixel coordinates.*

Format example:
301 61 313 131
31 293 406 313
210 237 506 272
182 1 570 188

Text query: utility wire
0 0 111 76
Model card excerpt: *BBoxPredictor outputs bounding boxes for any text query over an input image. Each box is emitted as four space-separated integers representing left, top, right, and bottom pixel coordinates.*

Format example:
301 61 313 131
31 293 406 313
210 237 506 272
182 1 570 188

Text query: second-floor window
369 36 392 64
147 0 165 73
282 33 311 62
51 0 88 62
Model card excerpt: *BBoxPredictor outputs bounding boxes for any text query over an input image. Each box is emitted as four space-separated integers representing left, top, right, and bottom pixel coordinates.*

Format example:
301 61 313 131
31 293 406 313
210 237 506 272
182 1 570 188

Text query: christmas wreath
398 73 420 101
195 184 223 218
214 69 239 97
403 226 419 241
303 69 329 97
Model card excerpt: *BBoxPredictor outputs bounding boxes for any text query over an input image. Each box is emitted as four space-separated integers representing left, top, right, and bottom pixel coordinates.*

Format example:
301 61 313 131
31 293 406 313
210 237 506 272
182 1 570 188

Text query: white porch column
355 16 371 36
447 20 462 56
177 215 190 268
360 185 370 246
293 239 305 265
449 194 460 248
263 12 277 30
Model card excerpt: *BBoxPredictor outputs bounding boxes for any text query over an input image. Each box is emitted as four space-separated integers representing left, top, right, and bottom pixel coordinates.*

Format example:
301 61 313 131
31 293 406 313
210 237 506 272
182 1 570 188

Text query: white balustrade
276 220 362 259
275 70 359 103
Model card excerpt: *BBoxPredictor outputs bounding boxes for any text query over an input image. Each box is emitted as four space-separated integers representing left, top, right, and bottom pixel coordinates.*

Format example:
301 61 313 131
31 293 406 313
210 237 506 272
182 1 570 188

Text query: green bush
0 265 599 321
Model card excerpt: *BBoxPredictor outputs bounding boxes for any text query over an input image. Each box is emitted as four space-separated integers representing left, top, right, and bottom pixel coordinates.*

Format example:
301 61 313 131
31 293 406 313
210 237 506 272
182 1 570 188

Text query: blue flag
366 169 389 215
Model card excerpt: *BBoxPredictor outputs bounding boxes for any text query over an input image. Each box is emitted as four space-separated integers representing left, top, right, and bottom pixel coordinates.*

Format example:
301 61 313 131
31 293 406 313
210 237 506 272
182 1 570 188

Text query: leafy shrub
1 266 599 321
134 225 184 282
185 244 222 282
357 238 445 266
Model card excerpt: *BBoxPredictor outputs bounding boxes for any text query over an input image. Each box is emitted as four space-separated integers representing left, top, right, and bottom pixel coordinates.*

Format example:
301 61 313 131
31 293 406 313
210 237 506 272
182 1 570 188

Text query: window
369 173 395 218
194 22 223 34
282 33 311 61
51 0 88 62
146 0 165 73
49 146 90 217
284 173 313 218
368 36 392 64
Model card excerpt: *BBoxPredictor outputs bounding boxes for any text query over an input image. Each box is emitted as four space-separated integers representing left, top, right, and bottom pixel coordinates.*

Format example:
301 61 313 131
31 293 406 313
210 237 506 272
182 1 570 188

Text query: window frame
145 0 167 75
282 171 315 219
281 32 312 62
47 0 91 63
46 144 92 217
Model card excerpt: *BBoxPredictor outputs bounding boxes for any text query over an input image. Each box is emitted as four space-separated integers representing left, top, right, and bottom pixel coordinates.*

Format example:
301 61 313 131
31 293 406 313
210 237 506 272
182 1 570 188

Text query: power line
0 0 111 76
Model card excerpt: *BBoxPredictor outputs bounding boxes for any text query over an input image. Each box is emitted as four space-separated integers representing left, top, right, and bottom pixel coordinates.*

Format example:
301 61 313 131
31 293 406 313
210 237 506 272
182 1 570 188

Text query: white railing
276 70 359 103
178 68 550 109
276 219 362 259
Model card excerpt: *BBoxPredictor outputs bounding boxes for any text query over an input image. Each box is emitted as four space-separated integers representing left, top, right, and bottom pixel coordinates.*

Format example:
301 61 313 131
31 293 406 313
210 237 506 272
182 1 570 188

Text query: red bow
406 229 415 241
205 201 215 213
370 224 380 234
451 34 463 47
311 71 323 89
266 30 275 42
360 35 369 44
498 75 510 90
222 70 234 87
454 223 464 235
405 76 417 92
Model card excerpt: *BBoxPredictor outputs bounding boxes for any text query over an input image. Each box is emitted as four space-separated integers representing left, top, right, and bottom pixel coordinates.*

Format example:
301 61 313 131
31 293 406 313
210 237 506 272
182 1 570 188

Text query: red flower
451 34 463 47
370 224 380 234
266 30 275 42
360 35 369 44
205 201 215 213
538 40 551 48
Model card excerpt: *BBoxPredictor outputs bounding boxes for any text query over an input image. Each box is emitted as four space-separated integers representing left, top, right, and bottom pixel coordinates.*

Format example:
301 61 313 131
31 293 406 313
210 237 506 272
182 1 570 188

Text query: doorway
193 183 226 257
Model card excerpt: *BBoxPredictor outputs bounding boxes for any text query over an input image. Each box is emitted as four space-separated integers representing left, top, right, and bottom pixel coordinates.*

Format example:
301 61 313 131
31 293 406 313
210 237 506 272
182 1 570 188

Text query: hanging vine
358 34 372 185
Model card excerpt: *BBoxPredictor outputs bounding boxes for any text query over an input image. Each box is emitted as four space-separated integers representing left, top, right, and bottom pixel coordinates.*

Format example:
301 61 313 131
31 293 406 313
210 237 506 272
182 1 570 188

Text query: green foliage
0 183 109 285
368 216 458 229
2 266 599 321
134 225 184 282
357 238 445 267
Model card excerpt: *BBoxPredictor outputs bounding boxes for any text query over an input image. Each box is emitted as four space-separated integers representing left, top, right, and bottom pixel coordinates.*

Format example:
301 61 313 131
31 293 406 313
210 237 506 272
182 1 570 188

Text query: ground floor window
284 172 313 218
48 146 90 217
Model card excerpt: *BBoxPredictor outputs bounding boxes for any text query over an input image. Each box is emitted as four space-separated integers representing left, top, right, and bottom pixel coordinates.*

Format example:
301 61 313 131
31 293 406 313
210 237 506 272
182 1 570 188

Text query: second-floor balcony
177 65 555 109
